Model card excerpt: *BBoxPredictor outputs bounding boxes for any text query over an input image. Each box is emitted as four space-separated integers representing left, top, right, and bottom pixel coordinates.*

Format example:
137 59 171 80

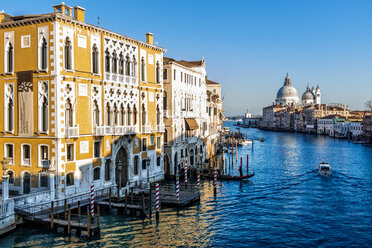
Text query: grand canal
2 121 372 247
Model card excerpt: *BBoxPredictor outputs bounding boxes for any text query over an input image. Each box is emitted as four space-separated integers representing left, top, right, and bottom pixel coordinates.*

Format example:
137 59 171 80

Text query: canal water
2 121 372 247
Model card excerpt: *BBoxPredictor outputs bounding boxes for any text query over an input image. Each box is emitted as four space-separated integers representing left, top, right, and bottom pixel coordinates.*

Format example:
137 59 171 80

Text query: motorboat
318 162 331 175
238 140 253 146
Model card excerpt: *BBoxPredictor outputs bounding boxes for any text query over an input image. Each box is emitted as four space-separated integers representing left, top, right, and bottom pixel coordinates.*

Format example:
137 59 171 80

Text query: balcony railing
41 159 50 168
164 110 169 118
142 125 151 134
114 125 137 135
105 126 112 135
4 157 13 165
23 158 31 166
66 126 79 138
105 72 137 85
95 126 105 136
156 125 165 133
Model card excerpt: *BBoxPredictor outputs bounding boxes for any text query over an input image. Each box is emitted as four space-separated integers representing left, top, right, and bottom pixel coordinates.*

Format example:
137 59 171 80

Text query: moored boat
203 173 255 180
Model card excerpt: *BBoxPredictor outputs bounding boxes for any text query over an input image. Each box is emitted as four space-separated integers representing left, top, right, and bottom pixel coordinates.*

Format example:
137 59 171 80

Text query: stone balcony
105 72 137 85
40 160 50 169
142 125 151 134
66 126 79 138
156 124 165 133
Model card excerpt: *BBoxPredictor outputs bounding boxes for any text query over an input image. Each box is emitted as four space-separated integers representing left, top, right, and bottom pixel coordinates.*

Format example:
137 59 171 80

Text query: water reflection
3 122 372 247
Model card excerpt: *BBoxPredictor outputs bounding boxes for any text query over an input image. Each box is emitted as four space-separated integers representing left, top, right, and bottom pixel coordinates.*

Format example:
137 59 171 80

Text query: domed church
275 73 321 107
275 73 300 106
301 85 321 106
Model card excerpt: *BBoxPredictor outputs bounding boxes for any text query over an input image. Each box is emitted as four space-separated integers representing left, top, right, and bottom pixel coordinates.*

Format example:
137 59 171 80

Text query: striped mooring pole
90 184 95 216
176 173 180 201
213 167 217 194
197 168 201 193
155 183 160 221
184 162 188 185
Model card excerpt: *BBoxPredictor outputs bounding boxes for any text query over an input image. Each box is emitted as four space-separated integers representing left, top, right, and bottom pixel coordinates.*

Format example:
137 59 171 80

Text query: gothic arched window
64 37 72 70
65 99 73 127
125 54 130 76
92 44 99 74
156 61 160 83
119 53 124 75
141 57 145 82
105 49 110 73
112 51 118 74
93 100 100 127
41 38 48 70
41 96 48 132
6 42 13 73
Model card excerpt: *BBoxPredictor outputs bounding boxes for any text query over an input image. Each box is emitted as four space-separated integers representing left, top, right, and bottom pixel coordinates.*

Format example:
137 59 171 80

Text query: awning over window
185 118 199 130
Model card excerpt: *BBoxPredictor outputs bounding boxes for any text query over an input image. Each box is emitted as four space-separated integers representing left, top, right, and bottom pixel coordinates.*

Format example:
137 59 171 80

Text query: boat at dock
318 162 331 175
238 140 253 146
203 173 255 181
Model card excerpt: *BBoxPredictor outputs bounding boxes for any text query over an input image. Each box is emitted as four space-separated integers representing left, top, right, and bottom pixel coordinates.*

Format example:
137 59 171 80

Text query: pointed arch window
112 51 118 74
156 105 160 125
156 61 160 83
141 57 145 82
119 53 124 75
133 106 137 125
132 56 137 77
65 99 73 127
105 103 111 126
163 91 167 110
127 105 132 126
41 96 48 132
5 98 13 131
93 100 100 127
41 38 48 70
6 42 13 73
92 44 99 74
120 104 125 126
64 37 72 70
142 104 146 125
113 104 119 126
105 49 110 73
125 54 130 76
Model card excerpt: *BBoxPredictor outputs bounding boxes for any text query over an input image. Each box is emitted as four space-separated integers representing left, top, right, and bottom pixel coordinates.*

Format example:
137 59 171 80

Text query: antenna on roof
97 17 100 26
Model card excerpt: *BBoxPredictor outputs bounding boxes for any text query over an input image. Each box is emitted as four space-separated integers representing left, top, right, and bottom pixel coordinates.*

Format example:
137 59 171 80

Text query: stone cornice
0 13 167 53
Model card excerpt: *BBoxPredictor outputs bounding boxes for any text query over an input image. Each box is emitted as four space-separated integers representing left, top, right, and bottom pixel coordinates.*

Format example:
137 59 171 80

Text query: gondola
203 172 255 181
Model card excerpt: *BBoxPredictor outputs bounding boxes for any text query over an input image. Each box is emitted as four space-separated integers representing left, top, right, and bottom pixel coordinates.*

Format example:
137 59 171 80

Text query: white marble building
163 57 208 175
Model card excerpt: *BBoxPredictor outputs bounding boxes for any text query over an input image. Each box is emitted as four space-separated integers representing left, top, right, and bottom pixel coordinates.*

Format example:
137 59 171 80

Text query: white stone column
49 170 55 201
2 175 9 202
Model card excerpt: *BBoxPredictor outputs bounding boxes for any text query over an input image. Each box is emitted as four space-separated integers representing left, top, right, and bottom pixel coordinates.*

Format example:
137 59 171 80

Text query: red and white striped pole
184 162 188 185
90 184 95 216
155 183 160 221
176 173 180 201
197 168 201 193
213 167 217 195
247 154 249 174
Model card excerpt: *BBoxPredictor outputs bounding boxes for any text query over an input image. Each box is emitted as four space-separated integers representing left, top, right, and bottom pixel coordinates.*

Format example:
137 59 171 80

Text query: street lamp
1 158 10 176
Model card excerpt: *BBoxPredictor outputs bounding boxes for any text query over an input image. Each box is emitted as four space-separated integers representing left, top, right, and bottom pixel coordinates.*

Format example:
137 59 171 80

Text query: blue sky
5 0 372 115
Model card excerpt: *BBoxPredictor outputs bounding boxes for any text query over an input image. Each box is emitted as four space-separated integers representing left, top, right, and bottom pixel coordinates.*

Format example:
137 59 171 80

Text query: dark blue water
2 121 372 247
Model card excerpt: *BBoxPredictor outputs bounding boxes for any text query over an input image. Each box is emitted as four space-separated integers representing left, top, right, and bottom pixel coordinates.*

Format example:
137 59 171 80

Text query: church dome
275 74 300 105
301 85 315 101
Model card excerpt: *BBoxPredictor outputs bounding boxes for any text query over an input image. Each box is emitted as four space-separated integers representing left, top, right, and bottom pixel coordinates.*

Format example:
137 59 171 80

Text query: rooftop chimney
53 2 72 18
146 32 154 45
73 6 85 22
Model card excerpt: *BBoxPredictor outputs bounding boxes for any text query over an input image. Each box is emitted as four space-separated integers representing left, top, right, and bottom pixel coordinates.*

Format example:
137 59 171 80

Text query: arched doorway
115 147 128 189
23 172 31 194
174 152 178 174
164 154 170 176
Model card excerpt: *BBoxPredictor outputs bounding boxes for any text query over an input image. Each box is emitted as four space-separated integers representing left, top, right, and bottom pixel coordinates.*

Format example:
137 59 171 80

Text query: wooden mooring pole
109 188 112 210
64 199 67 220
78 201 81 223
67 204 71 235
87 206 91 238
50 201 54 231
97 205 101 235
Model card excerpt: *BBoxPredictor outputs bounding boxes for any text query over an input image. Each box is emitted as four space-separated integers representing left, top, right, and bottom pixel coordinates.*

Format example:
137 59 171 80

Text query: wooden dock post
64 198 67 220
67 204 71 235
124 189 128 214
141 192 145 217
149 187 152 219
109 188 112 210
50 201 54 231
78 201 81 223
97 205 101 235
87 206 91 238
